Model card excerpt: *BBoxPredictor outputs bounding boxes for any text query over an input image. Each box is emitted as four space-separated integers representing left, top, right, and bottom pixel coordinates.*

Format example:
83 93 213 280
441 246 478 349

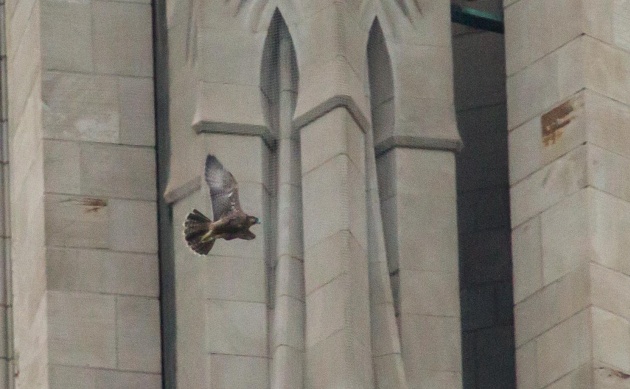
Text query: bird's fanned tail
184 209 214 255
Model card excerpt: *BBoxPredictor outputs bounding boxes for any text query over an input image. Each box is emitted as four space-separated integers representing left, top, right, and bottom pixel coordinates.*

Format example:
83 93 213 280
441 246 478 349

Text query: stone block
47 247 158 297
202 133 267 186
589 145 630 204
300 107 365 176
514 264 590 347
399 270 459 317
379 195 399 273
515 340 537 389
92 1 153 76
205 300 267 357
541 188 590 285
45 194 110 249
305 275 346 349
50 365 161 389
370 302 400 357
41 2 93 72
43 140 80 195
510 145 587 227
208 354 268 389
119 76 155 146
272 295 304 351
586 90 630 161
536 309 591 387
512 216 543 303
373 353 407 389
594 364 630 389
93 2 153 77
116 296 161 373
410 370 462 389
592 307 630 373
508 91 586 185
302 155 356 248
79 143 156 201
401 314 461 374
504 0 582 76
108 198 157 253
591 189 630 276
270 345 303 389
274 255 304 301
197 29 261 85
584 37 630 107
305 328 373 389
507 36 584 129
48 291 116 368
42 71 119 143
204 255 266 303
591 263 630 323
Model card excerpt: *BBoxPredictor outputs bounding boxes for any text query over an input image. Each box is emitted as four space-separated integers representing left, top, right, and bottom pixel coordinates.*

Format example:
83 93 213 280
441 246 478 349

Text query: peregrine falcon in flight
184 154 260 255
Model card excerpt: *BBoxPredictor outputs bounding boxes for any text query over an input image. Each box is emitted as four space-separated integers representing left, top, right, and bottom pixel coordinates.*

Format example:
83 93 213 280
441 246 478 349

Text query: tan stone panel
510 145 587 228
274 254 304 301
79 143 156 201
208 354 268 389
370 303 401 357
270 345 303 389
204 254 266 303
47 247 159 297
584 36 630 107
591 189 630 275
515 340 537 389
594 364 630 389
300 107 365 176
201 133 268 186
512 216 543 303
545 363 592 389
507 36 584 130
591 263 630 324
272 295 305 351
43 140 80 195
541 189 591 285
93 1 153 77
48 291 116 368
45 194 110 249
401 314 461 373
205 300 267 357
409 370 462 389
589 145 630 204
305 275 347 349
41 2 93 72
302 155 351 248
514 264 590 347
586 91 630 160
535 309 591 387
108 198 157 253
399 270 459 317
116 296 161 373
304 230 362 295
373 353 406 389
509 92 587 185
42 71 119 143
592 307 630 373
504 0 582 76
119 76 155 146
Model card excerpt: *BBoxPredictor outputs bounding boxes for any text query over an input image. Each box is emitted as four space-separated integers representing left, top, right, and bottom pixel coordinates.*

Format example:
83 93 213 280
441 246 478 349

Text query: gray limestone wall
451 2 516 388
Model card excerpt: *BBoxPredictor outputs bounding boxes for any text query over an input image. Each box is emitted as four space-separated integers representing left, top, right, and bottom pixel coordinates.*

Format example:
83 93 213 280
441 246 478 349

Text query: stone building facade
1 0 630 388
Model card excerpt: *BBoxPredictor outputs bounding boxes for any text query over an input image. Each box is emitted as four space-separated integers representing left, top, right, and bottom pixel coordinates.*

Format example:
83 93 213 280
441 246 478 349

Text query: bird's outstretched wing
205 155 241 220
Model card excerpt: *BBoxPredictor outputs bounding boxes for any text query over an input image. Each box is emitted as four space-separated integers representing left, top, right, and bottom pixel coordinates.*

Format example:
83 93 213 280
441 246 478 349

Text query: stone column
506 0 630 387
295 3 374 387
6 0 161 386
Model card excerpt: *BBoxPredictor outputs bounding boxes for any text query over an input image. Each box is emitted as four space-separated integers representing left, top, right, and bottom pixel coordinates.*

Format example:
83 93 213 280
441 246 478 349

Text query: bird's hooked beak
256 219 261 225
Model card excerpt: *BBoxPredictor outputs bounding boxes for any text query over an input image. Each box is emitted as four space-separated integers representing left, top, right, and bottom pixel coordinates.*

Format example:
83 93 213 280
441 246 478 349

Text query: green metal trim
451 3 504 34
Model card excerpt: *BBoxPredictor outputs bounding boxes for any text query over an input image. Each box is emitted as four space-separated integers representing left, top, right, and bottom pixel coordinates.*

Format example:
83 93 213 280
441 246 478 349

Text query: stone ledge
163 175 200 204
375 135 463 156
192 121 275 148
293 94 370 134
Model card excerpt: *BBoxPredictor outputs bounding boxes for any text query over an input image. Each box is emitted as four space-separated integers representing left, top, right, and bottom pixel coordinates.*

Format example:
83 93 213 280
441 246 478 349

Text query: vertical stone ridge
269 12 305 389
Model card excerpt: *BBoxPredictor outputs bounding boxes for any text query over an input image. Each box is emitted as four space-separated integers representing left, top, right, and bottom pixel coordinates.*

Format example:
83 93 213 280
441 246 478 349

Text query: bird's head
247 216 260 227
